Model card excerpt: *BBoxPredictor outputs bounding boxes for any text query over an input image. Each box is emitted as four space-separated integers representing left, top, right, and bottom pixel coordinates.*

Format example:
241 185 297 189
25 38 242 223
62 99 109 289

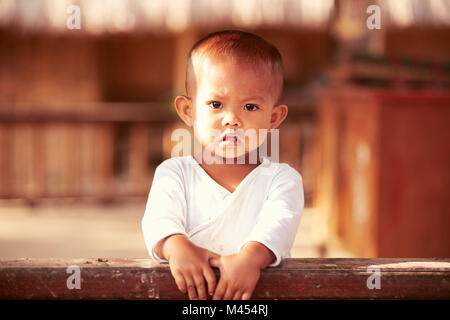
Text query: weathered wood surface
0 258 449 300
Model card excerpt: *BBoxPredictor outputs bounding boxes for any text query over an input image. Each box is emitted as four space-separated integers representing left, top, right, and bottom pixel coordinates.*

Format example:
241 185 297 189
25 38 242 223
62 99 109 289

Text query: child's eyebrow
205 94 265 103
242 96 265 103
203 92 224 100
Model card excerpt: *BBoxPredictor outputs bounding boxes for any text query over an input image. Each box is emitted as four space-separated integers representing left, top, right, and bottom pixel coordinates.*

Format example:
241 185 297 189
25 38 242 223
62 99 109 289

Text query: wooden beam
0 258 449 300
0 103 175 124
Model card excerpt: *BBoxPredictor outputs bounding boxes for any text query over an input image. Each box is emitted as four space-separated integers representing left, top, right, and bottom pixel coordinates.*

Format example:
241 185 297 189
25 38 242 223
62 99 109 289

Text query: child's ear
269 104 288 131
174 95 194 127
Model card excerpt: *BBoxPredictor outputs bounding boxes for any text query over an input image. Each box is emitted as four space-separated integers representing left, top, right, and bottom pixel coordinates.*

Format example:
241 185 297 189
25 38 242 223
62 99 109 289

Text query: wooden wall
385 27 450 62
0 28 332 203
314 86 450 257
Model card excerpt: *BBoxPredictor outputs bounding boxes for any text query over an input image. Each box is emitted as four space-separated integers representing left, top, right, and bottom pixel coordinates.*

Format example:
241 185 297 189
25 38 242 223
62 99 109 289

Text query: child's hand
209 253 261 300
209 242 275 300
160 234 220 300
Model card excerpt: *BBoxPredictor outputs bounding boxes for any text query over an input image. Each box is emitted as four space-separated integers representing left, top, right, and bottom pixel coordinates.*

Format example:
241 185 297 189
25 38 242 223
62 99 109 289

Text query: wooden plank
30 124 45 200
65 124 82 197
45 123 67 197
94 125 114 201
80 124 96 197
315 87 450 258
336 96 380 257
128 124 150 195
377 96 450 257
312 96 342 255
0 258 448 300
0 103 175 124
0 124 12 197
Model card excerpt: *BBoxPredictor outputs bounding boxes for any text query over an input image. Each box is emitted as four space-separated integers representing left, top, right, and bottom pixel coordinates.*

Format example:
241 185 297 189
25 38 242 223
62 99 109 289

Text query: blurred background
0 0 449 259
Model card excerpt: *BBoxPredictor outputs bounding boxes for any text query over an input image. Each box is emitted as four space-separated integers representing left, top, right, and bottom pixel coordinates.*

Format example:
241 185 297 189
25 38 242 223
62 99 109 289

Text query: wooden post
65 124 82 197
0 258 449 300
30 124 45 201
94 124 115 201
80 123 96 197
0 124 12 197
128 124 150 195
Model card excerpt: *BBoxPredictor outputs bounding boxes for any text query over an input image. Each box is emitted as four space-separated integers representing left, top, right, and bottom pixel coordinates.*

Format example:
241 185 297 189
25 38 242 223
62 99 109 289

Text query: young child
142 30 304 300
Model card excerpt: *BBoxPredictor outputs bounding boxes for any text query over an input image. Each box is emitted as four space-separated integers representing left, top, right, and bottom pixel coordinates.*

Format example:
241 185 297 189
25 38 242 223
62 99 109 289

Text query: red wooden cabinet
314 86 450 257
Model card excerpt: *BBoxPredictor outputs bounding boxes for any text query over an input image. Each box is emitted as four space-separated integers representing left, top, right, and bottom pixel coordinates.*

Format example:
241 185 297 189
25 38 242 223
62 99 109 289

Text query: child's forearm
240 241 276 269
154 233 188 261
155 234 220 300
209 242 275 300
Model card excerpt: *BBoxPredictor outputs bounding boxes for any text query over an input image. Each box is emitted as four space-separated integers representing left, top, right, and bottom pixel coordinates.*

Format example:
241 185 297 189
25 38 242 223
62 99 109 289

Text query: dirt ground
0 201 355 259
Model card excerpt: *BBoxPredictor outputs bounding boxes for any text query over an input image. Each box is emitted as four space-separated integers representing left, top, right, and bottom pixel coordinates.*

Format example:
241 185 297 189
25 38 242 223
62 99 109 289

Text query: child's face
183 56 287 160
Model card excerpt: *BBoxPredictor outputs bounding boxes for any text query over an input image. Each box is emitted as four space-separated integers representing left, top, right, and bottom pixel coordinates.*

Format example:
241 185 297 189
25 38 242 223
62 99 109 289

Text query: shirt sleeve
141 160 188 263
241 165 304 267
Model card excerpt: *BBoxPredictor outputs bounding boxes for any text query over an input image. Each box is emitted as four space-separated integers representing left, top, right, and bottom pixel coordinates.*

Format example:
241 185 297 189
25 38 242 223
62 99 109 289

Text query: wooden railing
1 258 449 299
0 104 175 203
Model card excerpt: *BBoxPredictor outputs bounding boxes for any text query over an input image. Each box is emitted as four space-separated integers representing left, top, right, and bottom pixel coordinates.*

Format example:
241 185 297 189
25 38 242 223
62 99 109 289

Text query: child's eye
244 104 259 111
209 101 223 109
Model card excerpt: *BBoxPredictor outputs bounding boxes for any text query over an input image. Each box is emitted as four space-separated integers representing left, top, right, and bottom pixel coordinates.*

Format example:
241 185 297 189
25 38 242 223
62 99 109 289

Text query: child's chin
216 147 246 158
215 148 261 164
217 153 245 161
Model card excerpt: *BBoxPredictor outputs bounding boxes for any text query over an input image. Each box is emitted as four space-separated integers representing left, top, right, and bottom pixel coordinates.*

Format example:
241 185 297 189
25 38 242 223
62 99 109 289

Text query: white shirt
141 155 304 267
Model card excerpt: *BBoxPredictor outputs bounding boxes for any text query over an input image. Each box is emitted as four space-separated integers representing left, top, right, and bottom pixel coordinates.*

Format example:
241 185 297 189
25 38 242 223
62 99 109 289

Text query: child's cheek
245 129 267 151
194 121 220 145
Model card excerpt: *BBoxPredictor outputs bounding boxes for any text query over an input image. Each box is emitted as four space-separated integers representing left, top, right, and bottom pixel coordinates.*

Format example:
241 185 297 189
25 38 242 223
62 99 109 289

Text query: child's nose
221 111 241 127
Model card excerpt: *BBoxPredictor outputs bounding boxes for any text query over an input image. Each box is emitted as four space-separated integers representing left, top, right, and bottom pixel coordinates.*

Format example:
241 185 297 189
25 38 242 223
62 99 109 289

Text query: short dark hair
185 30 284 102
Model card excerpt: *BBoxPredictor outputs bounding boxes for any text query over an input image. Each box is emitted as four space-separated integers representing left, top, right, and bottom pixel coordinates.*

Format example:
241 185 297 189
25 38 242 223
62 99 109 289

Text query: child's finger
242 291 252 300
232 290 243 300
208 251 221 260
212 279 227 300
223 285 235 300
184 275 198 300
171 269 186 294
209 257 221 269
203 267 217 296
193 272 207 300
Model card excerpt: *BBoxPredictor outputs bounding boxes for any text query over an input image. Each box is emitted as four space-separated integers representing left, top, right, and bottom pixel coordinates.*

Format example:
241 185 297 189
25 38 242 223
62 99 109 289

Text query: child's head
175 30 288 162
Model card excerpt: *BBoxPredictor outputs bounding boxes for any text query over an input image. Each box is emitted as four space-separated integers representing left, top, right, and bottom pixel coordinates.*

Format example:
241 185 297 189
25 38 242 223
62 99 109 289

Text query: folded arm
210 165 304 300
156 234 219 300
142 163 218 300
209 241 275 300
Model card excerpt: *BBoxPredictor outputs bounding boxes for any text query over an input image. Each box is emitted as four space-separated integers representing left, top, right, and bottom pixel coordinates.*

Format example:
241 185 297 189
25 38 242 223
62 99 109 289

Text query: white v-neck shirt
141 155 304 267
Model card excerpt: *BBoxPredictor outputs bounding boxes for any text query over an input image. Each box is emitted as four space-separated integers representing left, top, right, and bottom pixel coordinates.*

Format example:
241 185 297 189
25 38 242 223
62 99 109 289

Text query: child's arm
211 165 304 300
156 234 220 300
209 241 274 300
142 161 219 300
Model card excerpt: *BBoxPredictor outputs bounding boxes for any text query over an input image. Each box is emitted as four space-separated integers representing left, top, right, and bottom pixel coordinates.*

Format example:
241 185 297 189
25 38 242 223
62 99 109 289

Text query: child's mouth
221 135 240 145
224 136 237 142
